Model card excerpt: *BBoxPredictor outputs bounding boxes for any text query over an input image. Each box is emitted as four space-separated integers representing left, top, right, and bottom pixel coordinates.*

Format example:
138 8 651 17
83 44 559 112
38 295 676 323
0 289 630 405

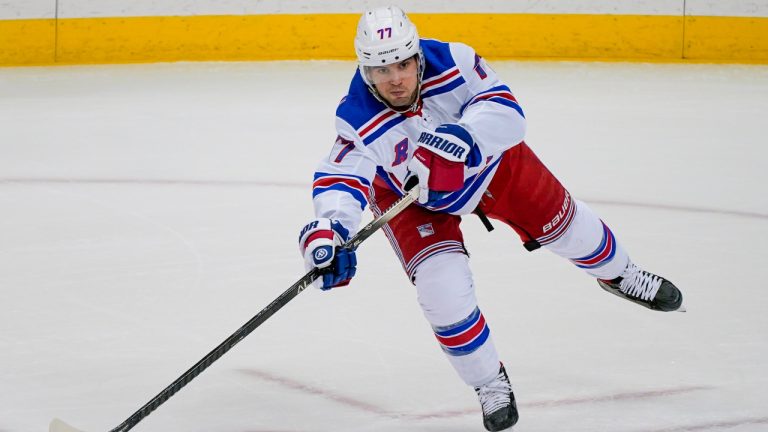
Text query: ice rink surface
1 59 767 432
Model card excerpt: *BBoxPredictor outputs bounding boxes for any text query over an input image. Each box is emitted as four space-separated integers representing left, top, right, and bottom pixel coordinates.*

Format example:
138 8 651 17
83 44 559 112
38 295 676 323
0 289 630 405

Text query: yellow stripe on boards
413 14 684 60
1 13 768 66
53 14 686 64
0 19 55 65
56 14 359 64
685 16 768 61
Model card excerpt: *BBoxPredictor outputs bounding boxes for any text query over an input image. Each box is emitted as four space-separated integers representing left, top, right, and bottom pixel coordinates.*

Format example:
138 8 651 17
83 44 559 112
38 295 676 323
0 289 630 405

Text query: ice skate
598 262 684 312
475 363 518 431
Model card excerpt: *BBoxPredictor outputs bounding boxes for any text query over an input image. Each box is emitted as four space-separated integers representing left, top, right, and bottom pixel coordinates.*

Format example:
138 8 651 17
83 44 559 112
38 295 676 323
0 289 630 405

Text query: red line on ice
240 369 713 422
3 177 765 221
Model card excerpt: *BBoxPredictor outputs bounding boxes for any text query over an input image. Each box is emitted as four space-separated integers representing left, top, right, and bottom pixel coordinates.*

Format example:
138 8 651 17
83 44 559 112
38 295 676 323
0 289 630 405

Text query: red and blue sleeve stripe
433 308 491 356
312 173 371 210
421 67 466 99
461 85 524 118
357 110 407 146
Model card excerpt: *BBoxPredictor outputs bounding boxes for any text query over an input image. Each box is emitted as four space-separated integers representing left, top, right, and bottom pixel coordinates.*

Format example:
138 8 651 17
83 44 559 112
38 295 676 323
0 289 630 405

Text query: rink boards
1 0 767 65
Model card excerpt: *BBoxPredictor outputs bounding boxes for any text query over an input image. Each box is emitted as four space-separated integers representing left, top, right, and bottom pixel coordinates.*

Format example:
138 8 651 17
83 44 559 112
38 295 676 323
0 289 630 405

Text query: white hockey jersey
312 39 527 233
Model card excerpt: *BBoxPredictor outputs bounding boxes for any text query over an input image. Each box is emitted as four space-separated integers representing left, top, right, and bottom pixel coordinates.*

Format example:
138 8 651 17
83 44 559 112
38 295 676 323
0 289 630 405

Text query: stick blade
50 418 86 432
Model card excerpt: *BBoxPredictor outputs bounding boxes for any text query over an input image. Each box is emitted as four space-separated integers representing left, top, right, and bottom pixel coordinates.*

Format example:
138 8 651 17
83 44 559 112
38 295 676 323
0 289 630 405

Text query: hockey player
298 6 683 431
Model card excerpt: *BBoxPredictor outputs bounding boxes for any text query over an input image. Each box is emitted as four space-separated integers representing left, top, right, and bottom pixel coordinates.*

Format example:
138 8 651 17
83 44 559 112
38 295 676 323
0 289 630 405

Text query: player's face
365 56 419 109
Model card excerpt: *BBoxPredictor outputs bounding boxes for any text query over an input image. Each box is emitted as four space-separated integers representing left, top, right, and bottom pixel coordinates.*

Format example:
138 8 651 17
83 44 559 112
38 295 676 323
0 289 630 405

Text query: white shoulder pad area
449 41 502 95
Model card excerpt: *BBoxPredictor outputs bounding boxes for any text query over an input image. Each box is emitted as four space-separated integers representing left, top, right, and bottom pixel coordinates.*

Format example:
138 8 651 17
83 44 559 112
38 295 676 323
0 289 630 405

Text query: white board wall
4 0 768 21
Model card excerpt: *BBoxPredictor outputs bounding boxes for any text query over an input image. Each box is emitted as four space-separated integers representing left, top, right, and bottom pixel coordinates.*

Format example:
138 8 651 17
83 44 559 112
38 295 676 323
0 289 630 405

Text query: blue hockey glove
298 218 357 290
405 123 473 206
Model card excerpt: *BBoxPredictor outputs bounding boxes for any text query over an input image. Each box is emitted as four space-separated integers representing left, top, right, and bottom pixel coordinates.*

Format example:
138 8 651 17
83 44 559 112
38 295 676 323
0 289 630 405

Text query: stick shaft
109 187 418 432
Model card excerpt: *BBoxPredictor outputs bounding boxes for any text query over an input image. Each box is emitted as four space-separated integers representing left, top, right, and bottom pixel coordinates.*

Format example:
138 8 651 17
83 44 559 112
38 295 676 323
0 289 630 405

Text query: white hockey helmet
354 6 420 67
354 6 424 110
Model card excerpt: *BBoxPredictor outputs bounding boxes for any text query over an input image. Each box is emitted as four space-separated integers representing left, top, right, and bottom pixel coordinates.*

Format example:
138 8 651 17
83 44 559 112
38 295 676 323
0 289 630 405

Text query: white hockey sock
413 252 500 387
546 200 629 280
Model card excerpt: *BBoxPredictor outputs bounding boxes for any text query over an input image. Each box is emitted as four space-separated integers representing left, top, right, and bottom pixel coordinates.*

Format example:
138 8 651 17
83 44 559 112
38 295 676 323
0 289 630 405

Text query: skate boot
598 262 683 312
475 363 518 431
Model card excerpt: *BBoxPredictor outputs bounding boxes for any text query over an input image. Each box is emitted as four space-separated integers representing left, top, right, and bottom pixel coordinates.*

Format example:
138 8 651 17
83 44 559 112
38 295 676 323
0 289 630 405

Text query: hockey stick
50 185 420 432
